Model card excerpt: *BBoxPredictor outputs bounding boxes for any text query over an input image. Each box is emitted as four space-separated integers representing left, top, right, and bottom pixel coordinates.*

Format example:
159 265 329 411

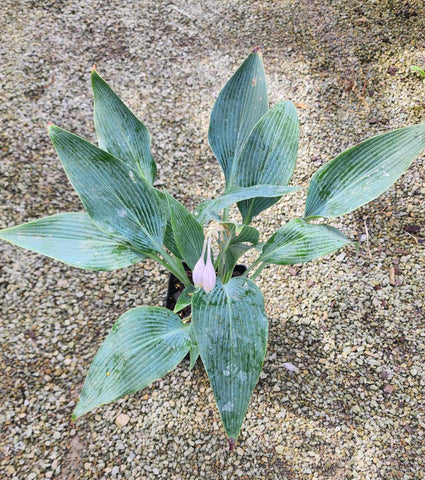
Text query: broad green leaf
229 101 300 223
155 190 183 258
222 243 253 283
48 125 166 254
92 70 156 184
228 242 253 258
163 220 181 258
231 225 259 245
196 185 300 225
220 224 259 282
209 48 268 182
260 219 353 265
216 222 259 244
227 224 259 269
165 193 205 270
173 285 195 314
192 278 268 441
305 124 425 218
0 212 145 271
73 307 191 419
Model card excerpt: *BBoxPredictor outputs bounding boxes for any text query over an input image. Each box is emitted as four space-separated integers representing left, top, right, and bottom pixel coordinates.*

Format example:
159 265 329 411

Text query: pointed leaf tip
92 63 97 72
304 123 425 218
91 69 157 184
260 219 352 265
228 438 236 451
0 212 146 271
208 49 268 181
73 307 191 418
251 46 262 55
47 126 165 252
192 278 267 440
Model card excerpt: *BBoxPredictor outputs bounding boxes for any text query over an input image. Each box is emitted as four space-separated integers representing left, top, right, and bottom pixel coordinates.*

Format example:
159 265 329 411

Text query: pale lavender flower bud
192 239 207 287
202 238 216 293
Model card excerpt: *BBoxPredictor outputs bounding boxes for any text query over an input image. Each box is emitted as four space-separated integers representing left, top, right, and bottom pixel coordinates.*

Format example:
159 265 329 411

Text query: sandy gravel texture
1 0 425 479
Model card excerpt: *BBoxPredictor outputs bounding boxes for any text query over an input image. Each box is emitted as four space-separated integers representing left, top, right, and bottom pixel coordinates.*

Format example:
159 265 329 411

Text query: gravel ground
1 1 425 479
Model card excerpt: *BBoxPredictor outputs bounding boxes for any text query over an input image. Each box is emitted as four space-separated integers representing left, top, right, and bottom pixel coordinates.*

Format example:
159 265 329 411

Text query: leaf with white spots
305 124 425 218
48 125 166 254
0 212 145 271
73 307 191 419
209 48 268 183
195 184 299 225
260 219 353 265
229 100 300 223
192 278 268 441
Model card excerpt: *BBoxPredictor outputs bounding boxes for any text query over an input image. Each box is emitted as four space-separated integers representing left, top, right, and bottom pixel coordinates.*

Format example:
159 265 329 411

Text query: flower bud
192 239 207 287
202 238 216 293
192 238 216 293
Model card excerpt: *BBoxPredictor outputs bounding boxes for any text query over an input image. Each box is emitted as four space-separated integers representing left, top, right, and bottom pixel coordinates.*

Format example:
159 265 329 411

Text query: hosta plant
1 48 424 448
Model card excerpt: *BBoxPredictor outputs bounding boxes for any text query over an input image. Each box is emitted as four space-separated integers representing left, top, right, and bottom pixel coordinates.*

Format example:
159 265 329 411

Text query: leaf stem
149 251 190 287
222 207 229 222
222 268 234 284
243 258 261 277
163 250 191 287
250 262 266 281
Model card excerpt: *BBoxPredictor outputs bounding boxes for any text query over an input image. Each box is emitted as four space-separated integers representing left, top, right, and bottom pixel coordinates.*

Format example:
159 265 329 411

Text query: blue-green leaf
196 185 300 225
0 212 145 271
229 101 300 223
155 191 183 258
165 193 205 270
305 124 425 218
260 219 353 264
222 243 252 283
231 224 259 246
219 224 259 282
163 220 181 258
92 70 156 184
216 222 259 247
192 277 268 441
48 125 166 254
209 48 268 182
73 307 191 419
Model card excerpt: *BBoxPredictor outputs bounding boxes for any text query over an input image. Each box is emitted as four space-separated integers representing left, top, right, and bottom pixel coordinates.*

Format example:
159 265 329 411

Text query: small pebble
115 413 130 427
